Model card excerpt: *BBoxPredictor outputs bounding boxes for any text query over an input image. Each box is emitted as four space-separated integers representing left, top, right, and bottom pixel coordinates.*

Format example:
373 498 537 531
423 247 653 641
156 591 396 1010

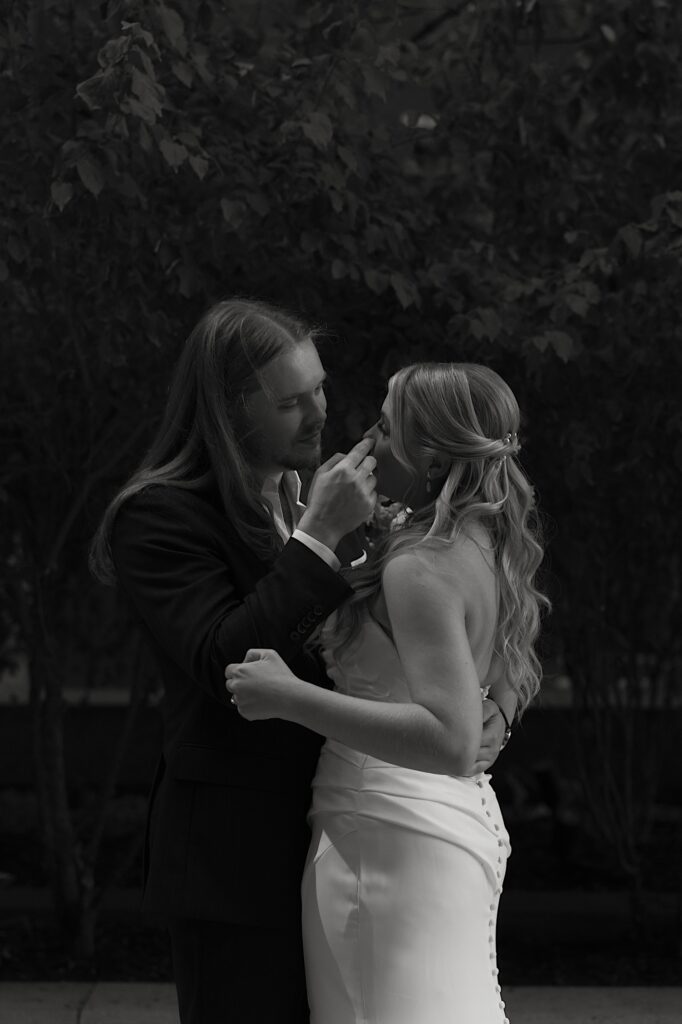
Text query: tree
3 0 681 956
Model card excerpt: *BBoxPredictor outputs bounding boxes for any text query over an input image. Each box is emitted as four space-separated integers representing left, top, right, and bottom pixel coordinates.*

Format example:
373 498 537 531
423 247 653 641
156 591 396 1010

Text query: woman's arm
226 551 483 776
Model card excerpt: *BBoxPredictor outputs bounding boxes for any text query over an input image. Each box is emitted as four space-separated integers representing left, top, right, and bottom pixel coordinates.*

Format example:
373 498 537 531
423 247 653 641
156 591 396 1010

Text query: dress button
489 904 495 912
494 823 500 831
495 984 501 993
486 810 492 817
289 631 298 640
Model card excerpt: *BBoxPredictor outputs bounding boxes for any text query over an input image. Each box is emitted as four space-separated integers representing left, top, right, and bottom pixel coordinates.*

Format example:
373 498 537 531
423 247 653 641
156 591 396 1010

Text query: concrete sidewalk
0 983 680 1023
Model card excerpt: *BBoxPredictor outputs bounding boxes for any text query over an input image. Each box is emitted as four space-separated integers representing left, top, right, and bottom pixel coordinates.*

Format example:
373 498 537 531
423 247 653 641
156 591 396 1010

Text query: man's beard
280 443 322 472
242 428 322 474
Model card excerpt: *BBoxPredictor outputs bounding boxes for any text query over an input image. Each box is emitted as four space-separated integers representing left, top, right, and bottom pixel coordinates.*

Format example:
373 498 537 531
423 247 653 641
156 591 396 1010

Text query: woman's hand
224 648 303 721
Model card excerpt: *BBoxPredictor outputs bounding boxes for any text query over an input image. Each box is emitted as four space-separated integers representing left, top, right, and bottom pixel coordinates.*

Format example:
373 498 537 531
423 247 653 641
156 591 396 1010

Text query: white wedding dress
301 614 511 1024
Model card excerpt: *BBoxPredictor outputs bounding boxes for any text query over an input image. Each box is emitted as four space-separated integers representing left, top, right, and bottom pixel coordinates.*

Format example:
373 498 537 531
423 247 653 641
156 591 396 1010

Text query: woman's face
364 393 430 506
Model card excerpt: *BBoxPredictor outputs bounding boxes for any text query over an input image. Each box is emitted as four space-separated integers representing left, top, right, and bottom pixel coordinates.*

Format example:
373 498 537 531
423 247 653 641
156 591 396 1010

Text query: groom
105 298 507 1024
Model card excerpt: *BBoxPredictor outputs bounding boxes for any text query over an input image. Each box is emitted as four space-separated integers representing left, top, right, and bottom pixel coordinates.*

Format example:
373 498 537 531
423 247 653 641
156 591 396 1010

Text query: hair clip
498 431 520 460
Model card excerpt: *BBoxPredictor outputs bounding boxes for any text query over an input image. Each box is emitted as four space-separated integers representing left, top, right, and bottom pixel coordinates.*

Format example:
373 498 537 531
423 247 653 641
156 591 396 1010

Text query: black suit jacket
111 482 362 924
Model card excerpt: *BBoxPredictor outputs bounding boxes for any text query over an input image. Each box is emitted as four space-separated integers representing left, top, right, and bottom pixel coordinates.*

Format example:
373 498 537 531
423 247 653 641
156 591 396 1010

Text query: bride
225 362 548 1023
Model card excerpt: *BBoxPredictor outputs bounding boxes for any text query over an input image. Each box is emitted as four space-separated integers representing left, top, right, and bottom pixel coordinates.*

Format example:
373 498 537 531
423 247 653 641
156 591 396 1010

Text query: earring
426 476 432 494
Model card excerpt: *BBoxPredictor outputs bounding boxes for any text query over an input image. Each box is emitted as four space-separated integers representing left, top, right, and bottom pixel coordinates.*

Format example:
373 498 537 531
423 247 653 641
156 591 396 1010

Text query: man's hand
298 437 377 551
470 699 508 774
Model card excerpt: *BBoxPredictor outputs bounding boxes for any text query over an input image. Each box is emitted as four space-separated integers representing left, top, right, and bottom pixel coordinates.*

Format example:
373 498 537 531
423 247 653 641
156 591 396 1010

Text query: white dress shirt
260 471 341 572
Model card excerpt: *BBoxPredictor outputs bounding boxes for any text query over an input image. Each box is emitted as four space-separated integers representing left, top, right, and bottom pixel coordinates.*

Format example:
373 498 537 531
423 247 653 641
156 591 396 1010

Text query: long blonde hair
324 362 550 715
90 297 319 583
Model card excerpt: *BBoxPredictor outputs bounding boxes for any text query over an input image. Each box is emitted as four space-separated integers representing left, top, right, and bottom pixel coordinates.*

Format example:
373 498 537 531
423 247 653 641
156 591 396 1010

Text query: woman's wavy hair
324 362 550 715
90 297 319 584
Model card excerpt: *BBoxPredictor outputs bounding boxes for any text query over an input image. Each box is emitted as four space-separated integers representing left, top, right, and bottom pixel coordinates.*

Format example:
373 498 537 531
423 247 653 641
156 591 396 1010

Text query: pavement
0 983 681 1023
1 889 680 1021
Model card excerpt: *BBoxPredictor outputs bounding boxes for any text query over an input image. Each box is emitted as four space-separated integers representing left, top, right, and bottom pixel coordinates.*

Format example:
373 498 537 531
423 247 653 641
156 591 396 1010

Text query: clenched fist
225 649 305 721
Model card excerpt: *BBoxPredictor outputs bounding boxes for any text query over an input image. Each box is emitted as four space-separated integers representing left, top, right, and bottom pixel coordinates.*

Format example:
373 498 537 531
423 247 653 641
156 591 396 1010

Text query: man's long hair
322 362 550 715
90 297 317 583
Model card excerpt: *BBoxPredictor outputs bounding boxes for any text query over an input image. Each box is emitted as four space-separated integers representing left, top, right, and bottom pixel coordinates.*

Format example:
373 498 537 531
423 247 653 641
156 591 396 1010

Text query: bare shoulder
383 530 496 618
382 545 467 612
385 528 493 584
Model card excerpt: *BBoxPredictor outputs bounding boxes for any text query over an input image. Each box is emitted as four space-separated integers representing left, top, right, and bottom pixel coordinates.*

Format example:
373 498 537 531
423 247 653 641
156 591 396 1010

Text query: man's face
242 339 327 477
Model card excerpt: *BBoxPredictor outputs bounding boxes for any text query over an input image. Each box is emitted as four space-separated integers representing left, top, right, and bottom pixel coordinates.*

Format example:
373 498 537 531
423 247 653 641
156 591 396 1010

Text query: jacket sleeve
110 491 353 705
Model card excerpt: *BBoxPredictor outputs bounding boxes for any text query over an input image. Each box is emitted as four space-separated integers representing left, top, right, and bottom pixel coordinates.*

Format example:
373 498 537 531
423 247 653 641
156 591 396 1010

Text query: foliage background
2 0 682 961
